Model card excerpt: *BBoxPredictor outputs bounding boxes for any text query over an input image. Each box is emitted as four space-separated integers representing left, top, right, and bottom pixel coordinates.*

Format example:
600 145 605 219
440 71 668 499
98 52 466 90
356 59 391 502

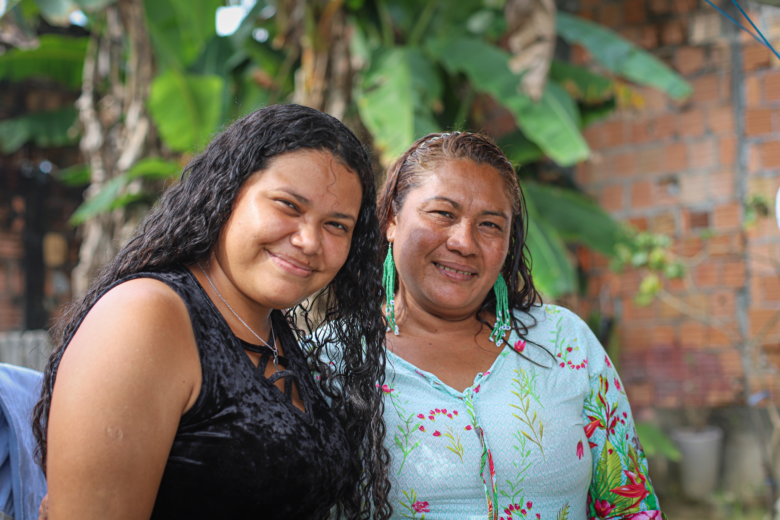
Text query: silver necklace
197 262 279 372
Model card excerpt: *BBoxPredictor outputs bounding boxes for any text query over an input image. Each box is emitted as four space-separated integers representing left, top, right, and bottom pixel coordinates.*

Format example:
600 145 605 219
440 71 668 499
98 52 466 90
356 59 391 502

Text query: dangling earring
383 243 399 335
488 274 511 347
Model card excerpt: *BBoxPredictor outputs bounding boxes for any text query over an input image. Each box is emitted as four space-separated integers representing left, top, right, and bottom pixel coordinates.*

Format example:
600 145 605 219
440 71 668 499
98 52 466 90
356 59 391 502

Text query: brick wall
572 0 780 408
0 81 82 332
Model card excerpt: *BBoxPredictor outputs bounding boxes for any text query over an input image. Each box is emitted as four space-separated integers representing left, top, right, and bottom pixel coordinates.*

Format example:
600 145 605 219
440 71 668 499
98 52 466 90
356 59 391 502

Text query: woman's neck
393 288 485 338
189 260 274 341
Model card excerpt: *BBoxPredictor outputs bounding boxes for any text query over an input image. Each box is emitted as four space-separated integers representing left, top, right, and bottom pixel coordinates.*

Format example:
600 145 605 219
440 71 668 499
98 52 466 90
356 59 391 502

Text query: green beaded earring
383 243 399 335
488 274 511 347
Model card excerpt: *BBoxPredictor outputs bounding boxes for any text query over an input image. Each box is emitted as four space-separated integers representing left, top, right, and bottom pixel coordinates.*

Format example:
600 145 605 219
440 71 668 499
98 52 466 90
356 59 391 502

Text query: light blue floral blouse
375 304 664 520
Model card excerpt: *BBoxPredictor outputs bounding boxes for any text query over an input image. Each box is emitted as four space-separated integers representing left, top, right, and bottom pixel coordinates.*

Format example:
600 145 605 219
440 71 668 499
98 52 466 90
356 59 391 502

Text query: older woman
34 105 391 520
372 132 663 520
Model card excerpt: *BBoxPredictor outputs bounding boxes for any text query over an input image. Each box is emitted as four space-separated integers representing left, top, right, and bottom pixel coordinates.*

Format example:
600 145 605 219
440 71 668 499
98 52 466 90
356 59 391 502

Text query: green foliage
143 0 223 69
3 0 696 303
0 34 87 88
428 34 589 166
357 47 440 163
148 70 225 152
0 107 78 153
557 12 693 101
56 163 90 186
524 182 621 256
549 59 614 104
635 422 682 462
70 157 181 224
611 228 684 305
744 193 772 228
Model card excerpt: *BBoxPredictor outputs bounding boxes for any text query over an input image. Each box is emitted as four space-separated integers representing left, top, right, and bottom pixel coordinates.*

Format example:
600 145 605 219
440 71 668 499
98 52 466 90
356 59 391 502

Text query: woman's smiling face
214 149 363 310
387 158 512 319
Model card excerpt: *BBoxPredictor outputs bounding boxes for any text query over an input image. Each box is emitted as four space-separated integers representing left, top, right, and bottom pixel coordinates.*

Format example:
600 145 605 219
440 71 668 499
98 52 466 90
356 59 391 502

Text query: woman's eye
327 222 348 232
482 221 502 231
278 199 299 212
434 210 454 218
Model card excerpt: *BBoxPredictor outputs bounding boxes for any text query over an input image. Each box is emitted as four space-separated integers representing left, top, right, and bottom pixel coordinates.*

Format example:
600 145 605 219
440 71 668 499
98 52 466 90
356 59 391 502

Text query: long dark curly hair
377 131 546 357
32 104 392 520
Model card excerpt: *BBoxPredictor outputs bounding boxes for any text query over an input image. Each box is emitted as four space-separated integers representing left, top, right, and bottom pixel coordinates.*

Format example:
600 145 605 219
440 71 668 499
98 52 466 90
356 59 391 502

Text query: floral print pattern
378 305 665 520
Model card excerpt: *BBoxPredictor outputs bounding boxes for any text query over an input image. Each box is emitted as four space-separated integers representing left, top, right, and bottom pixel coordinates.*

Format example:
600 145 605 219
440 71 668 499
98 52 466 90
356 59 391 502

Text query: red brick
672 0 697 13
637 148 662 175
765 71 780 101
572 45 591 65
615 152 637 176
624 0 645 24
695 262 718 287
619 28 641 47
761 141 780 168
689 139 716 169
746 76 761 106
722 260 747 287
639 25 658 49
760 276 780 301
750 308 780 338
649 0 669 14
624 297 656 321
652 326 676 346
631 181 653 209
707 106 734 133
675 47 705 76
692 75 719 104
599 4 622 27
745 108 773 136
680 172 707 204
713 203 741 231
680 320 707 348
628 216 648 230
710 329 736 348
661 20 686 46
679 109 705 136
710 291 737 317
682 209 710 232
744 44 771 71
720 136 736 165
0 235 23 259
583 126 600 148
600 184 624 212
654 114 675 139
651 211 676 232
602 120 626 147
621 324 652 351
632 120 652 144
710 169 735 199
664 142 687 172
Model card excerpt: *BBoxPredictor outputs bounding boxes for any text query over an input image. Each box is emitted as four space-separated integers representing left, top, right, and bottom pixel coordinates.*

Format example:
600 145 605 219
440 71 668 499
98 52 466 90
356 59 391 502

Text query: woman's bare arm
46 278 201 520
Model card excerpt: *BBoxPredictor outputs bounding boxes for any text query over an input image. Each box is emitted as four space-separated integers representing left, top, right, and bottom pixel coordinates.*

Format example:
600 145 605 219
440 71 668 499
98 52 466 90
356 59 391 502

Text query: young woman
33 104 391 520
370 132 664 519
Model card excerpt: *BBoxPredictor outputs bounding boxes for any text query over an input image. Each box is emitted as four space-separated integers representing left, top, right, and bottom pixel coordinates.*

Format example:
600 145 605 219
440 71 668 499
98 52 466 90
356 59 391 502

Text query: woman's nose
290 223 322 255
446 221 478 256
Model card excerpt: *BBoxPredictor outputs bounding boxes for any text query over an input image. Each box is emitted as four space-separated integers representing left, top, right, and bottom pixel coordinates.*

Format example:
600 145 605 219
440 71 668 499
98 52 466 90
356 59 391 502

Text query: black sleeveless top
52 266 352 519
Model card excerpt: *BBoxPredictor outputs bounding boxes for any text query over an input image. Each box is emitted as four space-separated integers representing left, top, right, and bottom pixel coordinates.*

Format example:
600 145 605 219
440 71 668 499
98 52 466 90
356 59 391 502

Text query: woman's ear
386 212 398 242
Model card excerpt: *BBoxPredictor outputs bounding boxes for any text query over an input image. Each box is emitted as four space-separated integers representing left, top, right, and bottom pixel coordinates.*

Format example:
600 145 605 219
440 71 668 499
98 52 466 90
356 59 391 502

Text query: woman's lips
433 261 476 281
267 250 315 277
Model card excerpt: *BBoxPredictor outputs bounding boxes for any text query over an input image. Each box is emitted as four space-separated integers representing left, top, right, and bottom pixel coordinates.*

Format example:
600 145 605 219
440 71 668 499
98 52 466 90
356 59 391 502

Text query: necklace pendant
272 354 280 373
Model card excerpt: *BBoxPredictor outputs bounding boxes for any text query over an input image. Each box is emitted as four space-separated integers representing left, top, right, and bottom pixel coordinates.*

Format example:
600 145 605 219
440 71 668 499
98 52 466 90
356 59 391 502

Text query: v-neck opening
186 267 312 420
385 343 512 398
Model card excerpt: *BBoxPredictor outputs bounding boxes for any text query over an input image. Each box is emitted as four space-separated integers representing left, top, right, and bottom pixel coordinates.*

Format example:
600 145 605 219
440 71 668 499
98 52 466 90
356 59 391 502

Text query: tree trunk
71 0 156 295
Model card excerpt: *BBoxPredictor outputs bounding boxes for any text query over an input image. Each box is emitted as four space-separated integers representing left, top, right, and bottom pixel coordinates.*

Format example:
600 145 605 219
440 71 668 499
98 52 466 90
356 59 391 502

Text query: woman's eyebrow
422 196 508 219
279 188 311 205
279 188 356 222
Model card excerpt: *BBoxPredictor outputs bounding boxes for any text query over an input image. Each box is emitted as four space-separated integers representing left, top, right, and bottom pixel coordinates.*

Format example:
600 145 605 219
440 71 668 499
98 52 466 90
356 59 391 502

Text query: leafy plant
0 0 693 298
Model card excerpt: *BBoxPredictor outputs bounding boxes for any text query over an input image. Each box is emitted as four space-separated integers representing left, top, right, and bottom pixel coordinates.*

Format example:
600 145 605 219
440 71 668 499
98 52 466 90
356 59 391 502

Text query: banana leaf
557 12 692 101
